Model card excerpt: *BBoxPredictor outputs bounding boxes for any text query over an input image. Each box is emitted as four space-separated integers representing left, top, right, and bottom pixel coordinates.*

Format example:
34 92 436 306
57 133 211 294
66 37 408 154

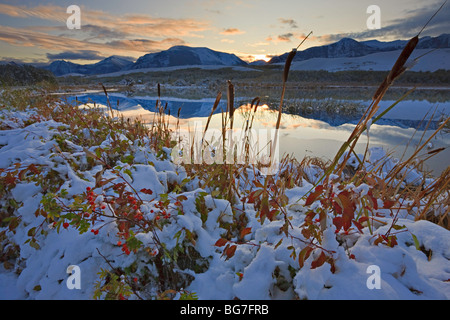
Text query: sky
0 0 448 64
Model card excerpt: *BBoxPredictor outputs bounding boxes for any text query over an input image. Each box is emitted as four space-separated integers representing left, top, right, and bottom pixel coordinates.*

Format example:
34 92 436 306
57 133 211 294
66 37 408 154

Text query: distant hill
130 46 247 69
44 56 134 76
269 38 378 64
0 62 57 86
268 34 450 64
285 48 450 72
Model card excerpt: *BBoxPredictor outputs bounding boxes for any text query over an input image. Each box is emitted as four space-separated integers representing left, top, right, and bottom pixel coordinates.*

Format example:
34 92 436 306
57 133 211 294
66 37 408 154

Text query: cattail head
251 97 260 113
227 80 235 123
202 91 222 142
282 31 312 84
389 35 419 80
373 35 419 101
283 49 297 84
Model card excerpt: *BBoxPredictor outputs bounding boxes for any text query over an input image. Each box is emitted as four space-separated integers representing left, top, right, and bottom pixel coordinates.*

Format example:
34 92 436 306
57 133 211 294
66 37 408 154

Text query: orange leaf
311 251 327 269
226 245 237 259
240 227 252 239
259 197 270 223
305 185 324 206
373 236 384 246
298 246 314 268
214 238 228 247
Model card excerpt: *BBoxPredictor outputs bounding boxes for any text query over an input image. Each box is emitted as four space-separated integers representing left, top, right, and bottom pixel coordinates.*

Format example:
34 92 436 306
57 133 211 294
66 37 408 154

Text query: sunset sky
0 0 448 64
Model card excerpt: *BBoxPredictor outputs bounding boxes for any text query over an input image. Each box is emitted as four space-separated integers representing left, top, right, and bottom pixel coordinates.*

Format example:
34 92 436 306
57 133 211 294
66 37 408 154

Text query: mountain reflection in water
69 93 449 176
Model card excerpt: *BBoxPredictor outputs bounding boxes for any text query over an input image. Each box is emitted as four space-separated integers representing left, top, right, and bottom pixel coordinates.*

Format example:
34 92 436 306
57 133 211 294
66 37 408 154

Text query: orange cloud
0 4 65 22
220 28 245 35
0 4 209 39
0 26 185 57
0 4 209 60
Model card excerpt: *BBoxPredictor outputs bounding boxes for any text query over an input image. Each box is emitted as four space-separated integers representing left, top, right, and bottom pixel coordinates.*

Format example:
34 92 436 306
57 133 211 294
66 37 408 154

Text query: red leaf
388 235 398 248
304 211 316 224
332 200 343 215
383 199 396 209
225 245 237 259
373 236 384 246
214 238 228 247
333 216 344 231
342 214 353 231
311 251 327 269
140 188 153 195
305 185 324 206
247 189 263 204
368 190 378 210
240 227 252 239
358 216 369 224
338 191 356 217
353 219 364 233
267 209 279 221
332 192 355 231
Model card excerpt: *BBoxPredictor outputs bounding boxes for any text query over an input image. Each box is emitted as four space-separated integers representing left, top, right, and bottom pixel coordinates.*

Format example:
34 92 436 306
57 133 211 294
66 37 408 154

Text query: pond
66 92 450 176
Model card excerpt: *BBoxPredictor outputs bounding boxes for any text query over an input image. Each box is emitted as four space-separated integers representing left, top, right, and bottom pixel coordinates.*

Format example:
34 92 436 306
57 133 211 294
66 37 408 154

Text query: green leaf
123 169 133 180
411 233 421 251
122 154 134 164
27 227 36 237
60 189 68 198
392 224 406 231
274 238 284 250
29 238 41 250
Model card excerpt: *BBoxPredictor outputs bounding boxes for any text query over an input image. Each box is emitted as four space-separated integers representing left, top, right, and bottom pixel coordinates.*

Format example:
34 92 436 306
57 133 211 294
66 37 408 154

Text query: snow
284 49 450 72
96 64 259 78
0 103 449 301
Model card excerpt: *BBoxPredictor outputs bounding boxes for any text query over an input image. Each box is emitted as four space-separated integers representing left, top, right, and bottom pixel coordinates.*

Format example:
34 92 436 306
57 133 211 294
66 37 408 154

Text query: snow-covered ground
0 100 449 300
95 64 259 78
283 49 450 72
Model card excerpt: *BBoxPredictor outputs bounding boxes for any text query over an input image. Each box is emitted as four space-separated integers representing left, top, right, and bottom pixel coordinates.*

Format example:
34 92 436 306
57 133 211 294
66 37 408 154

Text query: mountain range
40 34 450 76
43 56 134 76
268 33 450 63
